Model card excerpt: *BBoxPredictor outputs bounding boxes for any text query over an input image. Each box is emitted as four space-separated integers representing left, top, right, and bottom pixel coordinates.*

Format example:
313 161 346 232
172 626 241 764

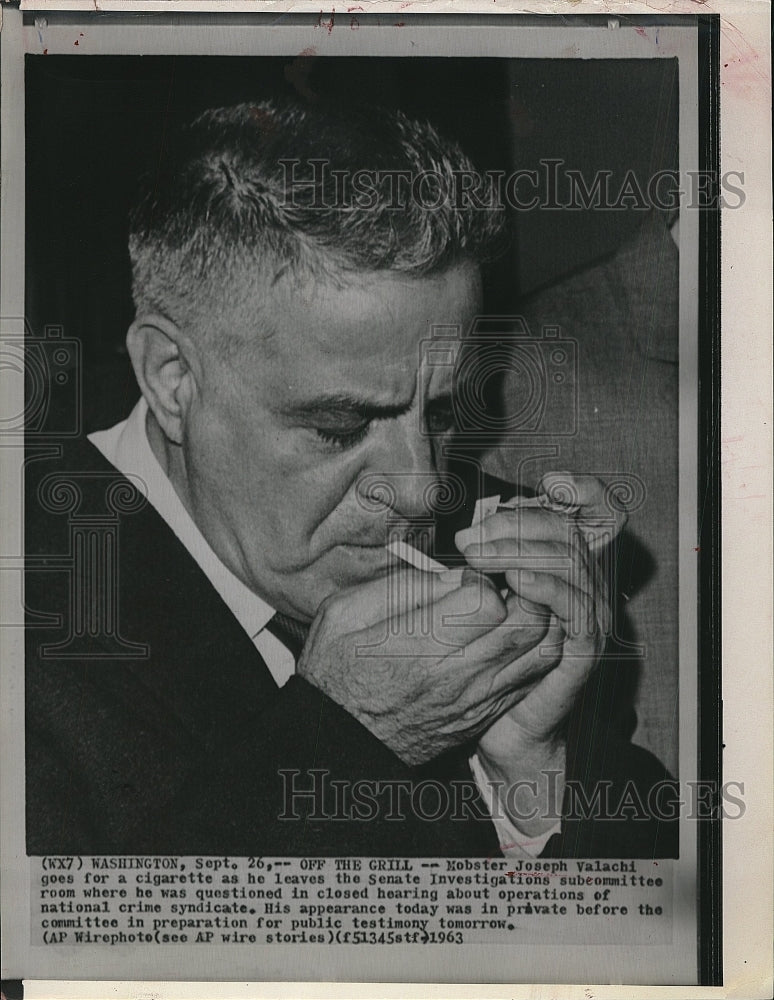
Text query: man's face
179 261 482 621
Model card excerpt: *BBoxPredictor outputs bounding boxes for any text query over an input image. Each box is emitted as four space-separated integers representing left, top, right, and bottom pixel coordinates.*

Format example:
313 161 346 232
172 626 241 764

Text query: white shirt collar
88 398 276 640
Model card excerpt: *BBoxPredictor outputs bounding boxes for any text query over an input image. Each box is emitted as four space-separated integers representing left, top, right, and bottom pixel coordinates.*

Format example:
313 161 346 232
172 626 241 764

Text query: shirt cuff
469 752 562 859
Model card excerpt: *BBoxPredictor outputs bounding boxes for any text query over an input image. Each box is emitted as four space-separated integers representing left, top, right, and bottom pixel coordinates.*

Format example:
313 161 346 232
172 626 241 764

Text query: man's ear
126 314 197 445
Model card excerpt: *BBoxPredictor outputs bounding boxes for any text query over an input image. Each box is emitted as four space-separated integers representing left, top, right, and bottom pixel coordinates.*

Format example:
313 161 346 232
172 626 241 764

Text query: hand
297 563 561 766
456 472 621 764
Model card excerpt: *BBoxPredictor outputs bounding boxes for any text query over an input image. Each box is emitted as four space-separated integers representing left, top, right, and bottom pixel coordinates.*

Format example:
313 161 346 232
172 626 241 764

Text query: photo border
1 2 771 997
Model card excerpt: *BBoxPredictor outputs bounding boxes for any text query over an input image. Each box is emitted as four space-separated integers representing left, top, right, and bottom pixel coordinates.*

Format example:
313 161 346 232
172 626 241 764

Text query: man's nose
359 417 440 521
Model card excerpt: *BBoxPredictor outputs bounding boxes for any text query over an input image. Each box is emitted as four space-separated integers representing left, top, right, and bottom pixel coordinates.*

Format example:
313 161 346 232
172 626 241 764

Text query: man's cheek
292 466 357 528
252 497 327 565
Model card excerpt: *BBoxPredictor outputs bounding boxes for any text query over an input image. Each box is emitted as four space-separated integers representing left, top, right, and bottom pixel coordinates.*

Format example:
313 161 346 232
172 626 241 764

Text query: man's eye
315 424 371 450
425 398 456 435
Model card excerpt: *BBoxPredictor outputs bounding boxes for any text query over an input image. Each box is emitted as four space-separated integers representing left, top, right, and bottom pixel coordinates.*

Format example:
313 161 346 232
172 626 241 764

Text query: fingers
539 471 628 546
454 473 627 556
456 499 613 636
446 583 552 674
318 564 464 633
349 569 509 657
454 617 565 733
460 536 597 606
468 614 562 683
456 507 575 550
504 571 598 643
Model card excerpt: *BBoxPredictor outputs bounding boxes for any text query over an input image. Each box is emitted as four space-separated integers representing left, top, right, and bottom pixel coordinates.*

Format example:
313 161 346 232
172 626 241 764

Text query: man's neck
144 406 247 591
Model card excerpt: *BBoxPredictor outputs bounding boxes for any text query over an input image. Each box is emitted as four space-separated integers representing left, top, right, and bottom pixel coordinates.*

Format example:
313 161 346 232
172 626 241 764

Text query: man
26 99 676 857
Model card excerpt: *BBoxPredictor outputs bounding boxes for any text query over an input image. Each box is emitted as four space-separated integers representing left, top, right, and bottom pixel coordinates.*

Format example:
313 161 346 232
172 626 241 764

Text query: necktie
265 611 309 663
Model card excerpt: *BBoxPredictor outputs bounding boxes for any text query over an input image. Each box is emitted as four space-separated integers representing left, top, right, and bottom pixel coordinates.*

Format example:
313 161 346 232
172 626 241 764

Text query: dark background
25 54 678 433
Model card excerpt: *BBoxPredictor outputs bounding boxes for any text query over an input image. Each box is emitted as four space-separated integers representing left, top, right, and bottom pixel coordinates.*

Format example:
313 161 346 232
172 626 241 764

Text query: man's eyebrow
281 394 413 422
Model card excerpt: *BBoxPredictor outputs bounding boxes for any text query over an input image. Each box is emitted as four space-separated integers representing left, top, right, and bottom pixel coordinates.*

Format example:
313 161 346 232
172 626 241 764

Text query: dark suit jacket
25 434 677 857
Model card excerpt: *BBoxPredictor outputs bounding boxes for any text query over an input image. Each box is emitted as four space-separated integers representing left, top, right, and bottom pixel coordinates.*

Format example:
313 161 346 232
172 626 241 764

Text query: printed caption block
32 856 673 947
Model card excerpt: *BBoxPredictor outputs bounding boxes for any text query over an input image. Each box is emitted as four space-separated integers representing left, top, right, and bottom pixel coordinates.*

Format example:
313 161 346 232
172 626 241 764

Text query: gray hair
128 99 506 336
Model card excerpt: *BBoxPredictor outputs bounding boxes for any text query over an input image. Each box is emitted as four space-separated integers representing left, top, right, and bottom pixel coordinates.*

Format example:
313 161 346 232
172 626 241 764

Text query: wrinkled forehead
210 260 482 401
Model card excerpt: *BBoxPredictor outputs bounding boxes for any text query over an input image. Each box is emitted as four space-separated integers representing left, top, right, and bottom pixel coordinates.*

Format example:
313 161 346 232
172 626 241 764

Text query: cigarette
386 540 504 595
386 540 448 574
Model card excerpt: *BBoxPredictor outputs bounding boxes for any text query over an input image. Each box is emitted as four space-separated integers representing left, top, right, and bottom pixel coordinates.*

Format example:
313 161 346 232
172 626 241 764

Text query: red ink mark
503 866 569 880
315 9 335 34
394 21 405 27
694 546 700 552
634 27 648 39
43 48 48 55
716 20 767 97
74 40 79 46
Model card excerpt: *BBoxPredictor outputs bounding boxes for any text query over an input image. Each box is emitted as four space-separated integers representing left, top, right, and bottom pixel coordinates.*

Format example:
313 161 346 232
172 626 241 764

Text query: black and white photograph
1 4 771 994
